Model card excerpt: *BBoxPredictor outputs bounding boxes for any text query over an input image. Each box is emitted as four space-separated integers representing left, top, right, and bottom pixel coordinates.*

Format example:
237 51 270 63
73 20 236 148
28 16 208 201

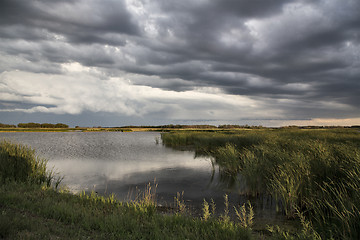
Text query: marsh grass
0 139 325 239
174 191 187 215
0 140 58 186
222 194 230 223
0 182 254 240
0 141 254 239
234 201 254 229
202 199 211 221
127 179 158 206
162 128 360 239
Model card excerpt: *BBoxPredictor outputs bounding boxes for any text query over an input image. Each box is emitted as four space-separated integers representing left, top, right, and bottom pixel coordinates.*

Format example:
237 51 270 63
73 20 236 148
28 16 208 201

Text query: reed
161 128 360 238
0 140 56 186
234 201 254 229
222 194 230 223
174 191 187 215
0 182 253 239
202 199 211 221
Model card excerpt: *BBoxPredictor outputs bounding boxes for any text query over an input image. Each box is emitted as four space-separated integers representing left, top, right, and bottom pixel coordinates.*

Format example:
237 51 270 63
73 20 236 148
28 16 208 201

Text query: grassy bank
0 140 257 239
161 128 360 239
1 182 256 240
0 139 324 239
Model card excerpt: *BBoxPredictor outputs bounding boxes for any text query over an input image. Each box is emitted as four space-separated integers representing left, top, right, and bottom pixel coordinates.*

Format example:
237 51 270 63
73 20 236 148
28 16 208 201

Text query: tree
0 123 16 128
54 123 69 128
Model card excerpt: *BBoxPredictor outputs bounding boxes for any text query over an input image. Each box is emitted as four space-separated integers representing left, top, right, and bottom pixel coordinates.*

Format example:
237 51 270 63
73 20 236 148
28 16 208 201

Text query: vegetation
0 140 58 186
2 127 360 238
0 123 16 128
161 128 360 239
0 140 255 239
0 122 71 131
121 124 217 129
1 182 256 240
2 122 359 133
17 122 69 128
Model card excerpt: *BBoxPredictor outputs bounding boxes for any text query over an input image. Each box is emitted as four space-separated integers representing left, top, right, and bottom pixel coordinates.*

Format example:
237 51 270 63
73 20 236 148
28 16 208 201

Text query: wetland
1 127 360 239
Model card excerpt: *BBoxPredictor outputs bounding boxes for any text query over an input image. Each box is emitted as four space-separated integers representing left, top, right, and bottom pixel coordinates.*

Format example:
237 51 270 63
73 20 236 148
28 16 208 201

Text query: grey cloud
0 0 139 45
212 0 289 18
120 0 359 115
0 0 359 124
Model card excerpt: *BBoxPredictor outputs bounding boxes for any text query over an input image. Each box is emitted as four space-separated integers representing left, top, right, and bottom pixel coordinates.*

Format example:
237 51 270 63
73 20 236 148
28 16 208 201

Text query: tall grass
234 201 254 229
1 181 254 239
161 130 264 155
0 140 56 186
161 128 360 239
0 140 254 239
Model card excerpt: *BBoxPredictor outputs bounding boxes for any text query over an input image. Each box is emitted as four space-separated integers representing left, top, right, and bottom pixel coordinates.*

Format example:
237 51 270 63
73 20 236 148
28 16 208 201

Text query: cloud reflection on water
48 152 213 197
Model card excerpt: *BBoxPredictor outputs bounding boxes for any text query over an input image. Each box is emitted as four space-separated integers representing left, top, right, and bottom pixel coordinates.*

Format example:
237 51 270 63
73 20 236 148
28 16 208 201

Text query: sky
0 0 359 127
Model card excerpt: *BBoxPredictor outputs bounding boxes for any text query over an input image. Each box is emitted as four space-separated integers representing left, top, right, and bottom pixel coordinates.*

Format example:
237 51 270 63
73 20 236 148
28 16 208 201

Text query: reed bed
161 128 360 239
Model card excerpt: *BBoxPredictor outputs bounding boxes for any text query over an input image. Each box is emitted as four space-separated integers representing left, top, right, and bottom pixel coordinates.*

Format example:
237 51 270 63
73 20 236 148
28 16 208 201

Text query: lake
0 131 279 219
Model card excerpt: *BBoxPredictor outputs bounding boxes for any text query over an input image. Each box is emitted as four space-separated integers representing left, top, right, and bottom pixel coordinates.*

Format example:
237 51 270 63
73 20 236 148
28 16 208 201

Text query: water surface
0 131 279 219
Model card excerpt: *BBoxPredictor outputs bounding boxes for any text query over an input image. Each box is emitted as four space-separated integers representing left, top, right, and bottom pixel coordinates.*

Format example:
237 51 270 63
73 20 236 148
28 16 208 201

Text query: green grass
0 182 255 240
0 135 344 239
161 128 360 239
0 140 255 239
0 140 59 186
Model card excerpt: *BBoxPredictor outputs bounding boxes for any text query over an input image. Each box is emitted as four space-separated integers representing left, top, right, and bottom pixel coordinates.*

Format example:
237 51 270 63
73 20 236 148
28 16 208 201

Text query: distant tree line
280 125 360 129
218 124 265 129
120 124 359 130
15 123 69 128
161 124 217 129
121 124 217 129
120 124 268 129
1 122 358 130
0 123 17 128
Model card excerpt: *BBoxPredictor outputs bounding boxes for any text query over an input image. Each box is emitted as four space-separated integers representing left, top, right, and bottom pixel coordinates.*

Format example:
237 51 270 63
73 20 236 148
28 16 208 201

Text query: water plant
234 201 254 229
221 194 230 223
202 199 211 221
174 191 187 215
161 128 360 238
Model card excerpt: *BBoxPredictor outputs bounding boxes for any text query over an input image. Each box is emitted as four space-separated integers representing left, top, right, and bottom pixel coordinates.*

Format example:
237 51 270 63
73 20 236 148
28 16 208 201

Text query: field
1 128 359 239
161 128 360 239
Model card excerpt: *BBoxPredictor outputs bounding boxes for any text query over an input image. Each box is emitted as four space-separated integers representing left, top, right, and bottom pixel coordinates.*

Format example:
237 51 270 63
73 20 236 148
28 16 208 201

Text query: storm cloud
0 0 359 126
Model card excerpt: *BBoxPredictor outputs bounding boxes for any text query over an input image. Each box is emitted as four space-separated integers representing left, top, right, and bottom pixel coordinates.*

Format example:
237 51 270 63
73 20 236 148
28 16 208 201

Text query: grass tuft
0 140 58 187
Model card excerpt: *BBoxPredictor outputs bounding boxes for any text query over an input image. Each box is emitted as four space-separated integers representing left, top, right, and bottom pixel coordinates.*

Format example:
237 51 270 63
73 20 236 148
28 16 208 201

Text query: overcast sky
0 0 359 127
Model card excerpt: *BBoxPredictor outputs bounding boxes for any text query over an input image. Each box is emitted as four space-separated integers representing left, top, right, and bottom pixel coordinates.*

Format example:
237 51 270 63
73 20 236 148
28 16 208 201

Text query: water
0 131 280 220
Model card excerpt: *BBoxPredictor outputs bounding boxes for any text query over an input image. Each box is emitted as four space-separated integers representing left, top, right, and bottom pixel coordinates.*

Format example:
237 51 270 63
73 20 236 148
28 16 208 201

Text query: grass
2 132 351 239
0 140 256 239
1 182 258 239
161 128 360 239
0 140 59 186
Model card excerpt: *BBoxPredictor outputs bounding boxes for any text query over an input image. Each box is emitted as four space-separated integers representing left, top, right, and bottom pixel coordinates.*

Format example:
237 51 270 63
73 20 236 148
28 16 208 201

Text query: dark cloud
212 0 289 18
0 0 359 124
0 0 139 45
